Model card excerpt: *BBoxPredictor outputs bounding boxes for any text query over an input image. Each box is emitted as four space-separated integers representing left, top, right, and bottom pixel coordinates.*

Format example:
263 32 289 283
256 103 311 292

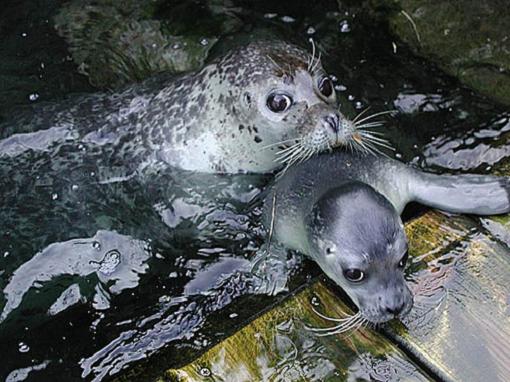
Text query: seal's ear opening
243 92 252 108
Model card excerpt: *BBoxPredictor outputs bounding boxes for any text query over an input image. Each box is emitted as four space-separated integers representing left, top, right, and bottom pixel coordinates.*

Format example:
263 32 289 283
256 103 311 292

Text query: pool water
0 0 509 381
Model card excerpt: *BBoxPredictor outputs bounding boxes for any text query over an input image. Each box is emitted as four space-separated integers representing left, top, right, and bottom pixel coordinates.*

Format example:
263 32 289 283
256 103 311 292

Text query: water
0 0 509 381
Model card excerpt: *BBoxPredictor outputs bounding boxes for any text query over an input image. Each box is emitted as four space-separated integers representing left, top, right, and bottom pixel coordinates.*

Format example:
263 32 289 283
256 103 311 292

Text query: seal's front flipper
410 170 510 215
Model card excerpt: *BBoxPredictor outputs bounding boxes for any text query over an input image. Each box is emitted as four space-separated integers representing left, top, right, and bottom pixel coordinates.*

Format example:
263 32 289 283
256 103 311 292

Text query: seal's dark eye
318 76 333 98
343 268 365 283
398 252 409 269
266 93 292 113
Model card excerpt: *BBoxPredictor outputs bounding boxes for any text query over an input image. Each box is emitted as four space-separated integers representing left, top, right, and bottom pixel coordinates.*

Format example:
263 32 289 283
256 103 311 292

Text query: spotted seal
0 40 363 174
258 150 510 324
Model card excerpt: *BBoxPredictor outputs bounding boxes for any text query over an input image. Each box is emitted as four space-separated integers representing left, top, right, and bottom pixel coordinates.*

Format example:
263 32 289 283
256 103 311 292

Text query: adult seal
0 40 359 174
257 150 510 324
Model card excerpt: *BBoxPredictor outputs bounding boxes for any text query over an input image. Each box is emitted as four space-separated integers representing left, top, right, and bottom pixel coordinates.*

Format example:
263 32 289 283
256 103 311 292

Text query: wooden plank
387 210 510 382
162 280 432 381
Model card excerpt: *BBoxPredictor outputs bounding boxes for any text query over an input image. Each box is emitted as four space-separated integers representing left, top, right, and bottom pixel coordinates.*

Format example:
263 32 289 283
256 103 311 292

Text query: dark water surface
1 0 509 381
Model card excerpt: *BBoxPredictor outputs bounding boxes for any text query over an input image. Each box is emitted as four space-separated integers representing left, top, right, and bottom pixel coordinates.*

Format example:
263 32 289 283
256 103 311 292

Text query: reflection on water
1 230 151 322
1 0 510 380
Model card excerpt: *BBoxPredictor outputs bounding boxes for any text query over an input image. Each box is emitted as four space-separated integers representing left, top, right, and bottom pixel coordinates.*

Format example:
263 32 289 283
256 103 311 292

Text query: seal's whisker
305 315 360 333
360 135 395 151
307 38 317 72
275 142 303 156
360 140 392 159
262 138 302 149
276 145 305 162
354 110 396 125
311 314 365 336
352 107 372 124
354 137 381 157
356 121 385 129
310 304 358 323
311 51 322 74
358 130 394 147
275 144 304 158
357 129 386 137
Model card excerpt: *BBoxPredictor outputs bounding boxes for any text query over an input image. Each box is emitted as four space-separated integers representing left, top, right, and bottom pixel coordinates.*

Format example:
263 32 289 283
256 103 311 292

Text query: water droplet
72 184 79 191
339 20 350 33
92 241 101 250
229 313 238 319
395 153 403 159
348 94 354 101
264 13 277 19
199 367 211 377
335 84 347 91
169 271 178 278
281 15 295 23
199 38 209 46
3 251 9 257
311 296 320 306
19 342 30 352
21 32 27 37
172 43 181 50
51 193 58 200
29 93 39 102
306 26 316 35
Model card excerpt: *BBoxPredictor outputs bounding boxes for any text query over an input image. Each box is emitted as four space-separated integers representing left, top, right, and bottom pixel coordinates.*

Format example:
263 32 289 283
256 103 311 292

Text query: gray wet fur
262 150 510 323
0 40 352 174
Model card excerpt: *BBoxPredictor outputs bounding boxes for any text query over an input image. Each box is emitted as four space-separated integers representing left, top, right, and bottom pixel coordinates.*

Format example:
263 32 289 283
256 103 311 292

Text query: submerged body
0 40 357 174
263 151 510 323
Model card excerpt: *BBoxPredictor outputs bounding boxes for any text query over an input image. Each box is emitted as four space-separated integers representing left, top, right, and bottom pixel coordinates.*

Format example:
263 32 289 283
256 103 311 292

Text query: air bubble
19 342 30 353
339 20 351 33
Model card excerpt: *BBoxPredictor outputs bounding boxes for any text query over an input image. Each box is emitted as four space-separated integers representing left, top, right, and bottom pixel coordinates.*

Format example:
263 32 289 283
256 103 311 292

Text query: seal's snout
322 112 340 133
385 301 405 316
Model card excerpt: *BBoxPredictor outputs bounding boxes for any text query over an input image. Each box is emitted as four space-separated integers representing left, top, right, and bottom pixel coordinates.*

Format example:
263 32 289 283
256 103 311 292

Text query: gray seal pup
0 40 363 174
257 150 510 325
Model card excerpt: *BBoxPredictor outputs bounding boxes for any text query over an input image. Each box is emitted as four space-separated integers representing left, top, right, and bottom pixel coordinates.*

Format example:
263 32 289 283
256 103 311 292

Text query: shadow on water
1 0 509 381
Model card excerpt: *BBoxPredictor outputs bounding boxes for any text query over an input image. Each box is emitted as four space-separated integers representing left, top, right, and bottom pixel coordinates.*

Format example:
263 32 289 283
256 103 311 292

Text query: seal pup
257 150 510 324
0 40 367 174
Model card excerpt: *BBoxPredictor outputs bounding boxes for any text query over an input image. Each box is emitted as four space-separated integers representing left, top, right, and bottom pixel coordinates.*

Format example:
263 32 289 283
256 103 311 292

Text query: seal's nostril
386 302 405 316
323 114 339 133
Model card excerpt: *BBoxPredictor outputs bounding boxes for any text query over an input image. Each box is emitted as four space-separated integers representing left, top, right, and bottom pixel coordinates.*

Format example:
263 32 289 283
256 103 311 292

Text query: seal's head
213 40 357 172
306 182 413 323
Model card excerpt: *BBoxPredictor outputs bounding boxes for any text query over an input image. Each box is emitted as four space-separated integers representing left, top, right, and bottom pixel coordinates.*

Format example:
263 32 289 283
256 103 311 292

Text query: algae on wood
162 280 432 381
